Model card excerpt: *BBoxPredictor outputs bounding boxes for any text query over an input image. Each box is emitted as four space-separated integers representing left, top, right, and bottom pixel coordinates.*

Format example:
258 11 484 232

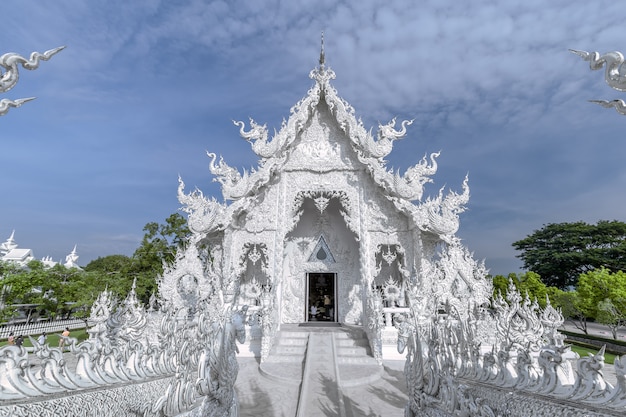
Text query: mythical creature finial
571 48 626 116
177 176 225 236
0 97 35 116
570 49 626 92
589 99 626 115
0 46 64 116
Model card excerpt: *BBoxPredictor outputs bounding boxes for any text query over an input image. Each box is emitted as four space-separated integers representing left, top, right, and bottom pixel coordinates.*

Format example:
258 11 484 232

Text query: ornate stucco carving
420 175 470 240
308 235 335 263
281 238 307 323
570 49 626 92
178 177 226 237
233 118 277 160
0 46 64 116
572 48 626 116
433 237 490 317
159 243 214 313
396 283 626 417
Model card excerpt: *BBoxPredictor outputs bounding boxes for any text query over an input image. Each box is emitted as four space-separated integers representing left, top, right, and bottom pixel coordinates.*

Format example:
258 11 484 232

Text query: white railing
382 307 410 327
0 318 87 339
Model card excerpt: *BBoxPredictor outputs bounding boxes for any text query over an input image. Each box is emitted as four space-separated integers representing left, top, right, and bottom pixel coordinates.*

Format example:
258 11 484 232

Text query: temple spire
310 31 335 89
319 31 325 68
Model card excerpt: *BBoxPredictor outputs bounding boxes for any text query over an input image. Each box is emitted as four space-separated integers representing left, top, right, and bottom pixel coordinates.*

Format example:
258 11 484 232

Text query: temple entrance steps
258 324 383 416
259 328 309 383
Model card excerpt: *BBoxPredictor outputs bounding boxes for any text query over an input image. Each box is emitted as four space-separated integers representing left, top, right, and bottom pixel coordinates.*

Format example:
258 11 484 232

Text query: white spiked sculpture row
0 274 248 417
396 280 626 416
0 47 64 116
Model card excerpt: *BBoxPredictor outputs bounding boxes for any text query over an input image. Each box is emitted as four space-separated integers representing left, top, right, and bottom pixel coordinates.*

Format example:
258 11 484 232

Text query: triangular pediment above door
308 235 335 263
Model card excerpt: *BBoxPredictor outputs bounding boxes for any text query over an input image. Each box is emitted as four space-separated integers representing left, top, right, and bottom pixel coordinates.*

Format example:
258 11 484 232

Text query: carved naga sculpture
234 118 282 159
0 46 64 116
177 176 226 236
207 152 264 201
571 49 626 115
359 118 413 159
416 174 470 240
389 151 440 201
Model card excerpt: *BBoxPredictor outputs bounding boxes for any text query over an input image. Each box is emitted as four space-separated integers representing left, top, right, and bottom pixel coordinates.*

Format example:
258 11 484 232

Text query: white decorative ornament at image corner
0 46 64 116
572 48 626 115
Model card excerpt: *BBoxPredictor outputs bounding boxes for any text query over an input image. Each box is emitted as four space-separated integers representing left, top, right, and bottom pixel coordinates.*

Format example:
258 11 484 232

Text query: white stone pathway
296 332 343 416
236 325 408 417
236 356 407 417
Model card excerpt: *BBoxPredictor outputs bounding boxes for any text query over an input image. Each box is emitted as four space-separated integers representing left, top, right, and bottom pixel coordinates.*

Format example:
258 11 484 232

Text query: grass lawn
569 343 616 365
0 328 89 348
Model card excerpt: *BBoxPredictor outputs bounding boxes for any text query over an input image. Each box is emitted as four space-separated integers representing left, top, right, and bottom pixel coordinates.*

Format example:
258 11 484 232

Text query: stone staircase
259 327 310 383
259 324 382 416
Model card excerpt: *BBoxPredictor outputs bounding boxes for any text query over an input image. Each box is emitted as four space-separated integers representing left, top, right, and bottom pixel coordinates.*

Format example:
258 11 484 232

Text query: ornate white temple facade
173 50 490 361
2 46 626 417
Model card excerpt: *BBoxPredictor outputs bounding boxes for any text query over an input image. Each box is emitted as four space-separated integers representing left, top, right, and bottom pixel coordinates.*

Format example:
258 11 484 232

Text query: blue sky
1 0 626 275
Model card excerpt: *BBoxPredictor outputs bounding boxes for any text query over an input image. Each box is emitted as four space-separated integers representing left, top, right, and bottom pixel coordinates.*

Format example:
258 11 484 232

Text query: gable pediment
308 235 335 263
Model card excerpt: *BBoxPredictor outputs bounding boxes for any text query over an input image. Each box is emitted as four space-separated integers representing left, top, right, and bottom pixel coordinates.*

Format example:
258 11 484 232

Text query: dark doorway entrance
307 273 336 322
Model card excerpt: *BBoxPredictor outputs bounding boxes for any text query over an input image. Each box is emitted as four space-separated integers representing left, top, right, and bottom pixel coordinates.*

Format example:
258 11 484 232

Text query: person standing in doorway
324 294 331 320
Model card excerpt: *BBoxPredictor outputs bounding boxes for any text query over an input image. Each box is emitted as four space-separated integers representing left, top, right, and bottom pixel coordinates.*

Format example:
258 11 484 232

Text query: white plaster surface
236 357 407 417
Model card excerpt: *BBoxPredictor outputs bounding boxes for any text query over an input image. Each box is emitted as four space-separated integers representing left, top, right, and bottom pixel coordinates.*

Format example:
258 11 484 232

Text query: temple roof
2 248 34 264
0 230 80 268
179 50 471 242
207 58 440 204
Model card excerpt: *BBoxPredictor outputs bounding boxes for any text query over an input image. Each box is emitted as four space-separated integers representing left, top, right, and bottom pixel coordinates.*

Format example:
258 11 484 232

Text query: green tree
130 213 190 303
84 214 191 305
0 260 69 322
0 213 191 322
577 268 626 339
491 272 552 308
84 254 133 276
83 254 135 301
46 264 86 319
491 274 510 299
0 259 22 277
132 214 189 271
512 220 626 289
597 298 626 340
552 290 588 334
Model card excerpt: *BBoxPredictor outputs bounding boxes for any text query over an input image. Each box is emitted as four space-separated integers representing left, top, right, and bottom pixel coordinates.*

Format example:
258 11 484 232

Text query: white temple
170 43 490 362
0 231 34 265
0 230 80 268
2 43 624 417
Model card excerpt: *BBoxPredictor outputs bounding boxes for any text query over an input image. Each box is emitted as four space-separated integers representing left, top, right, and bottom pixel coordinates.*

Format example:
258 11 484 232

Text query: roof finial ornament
319 31 325 69
310 31 334 85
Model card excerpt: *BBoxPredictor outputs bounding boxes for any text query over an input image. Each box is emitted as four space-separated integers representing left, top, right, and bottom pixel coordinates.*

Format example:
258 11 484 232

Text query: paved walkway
236 357 407 417
236 324 408 417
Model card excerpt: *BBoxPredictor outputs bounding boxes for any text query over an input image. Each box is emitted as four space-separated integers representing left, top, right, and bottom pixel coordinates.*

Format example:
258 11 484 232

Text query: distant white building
0 231 34 265
63 245 80 269
0 230 80 269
